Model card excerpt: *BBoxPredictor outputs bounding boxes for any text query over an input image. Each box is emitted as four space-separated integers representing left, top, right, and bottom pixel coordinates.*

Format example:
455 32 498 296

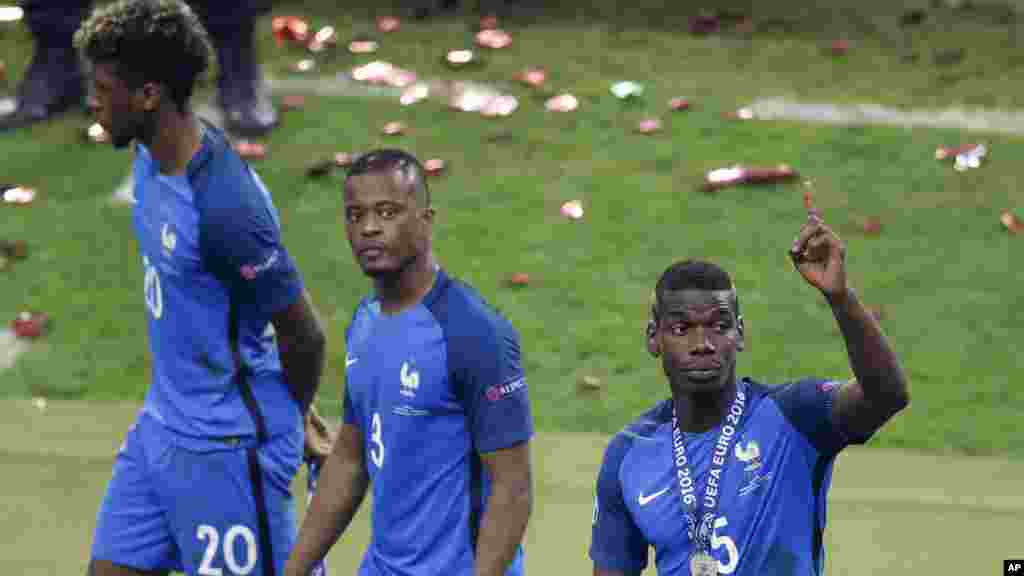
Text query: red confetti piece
831 39 850 56
290 59 316 73
726 107 755 120
400 83 430 106
2 186 36 205
308 26 337 53
377 16 400 33
475 29 511 49
636 118 662 134
480 95 519 117
506 272 530 287
514 67 546 88
479 15 498 30
935 143 985 161
334 152 355 168
860 216 882 236
382 121 406 136
545 94 579 112
669 97 691 111
272 16 309 47
560 200 584 220
85 122 110 144
0 60 6 83
703 164 798 192
11 311 48 340
348 40 378 54
1001 211 1023 234
424 158 445 176
0 239 27 260
281 95 306 110
446 49 476 66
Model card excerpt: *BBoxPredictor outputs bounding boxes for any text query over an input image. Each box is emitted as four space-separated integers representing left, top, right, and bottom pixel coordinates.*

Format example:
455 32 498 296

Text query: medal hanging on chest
690 551 718 576
670 384 747 576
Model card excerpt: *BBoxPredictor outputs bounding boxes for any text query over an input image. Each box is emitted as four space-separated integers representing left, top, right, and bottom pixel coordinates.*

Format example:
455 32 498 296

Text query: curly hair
73 0 213 113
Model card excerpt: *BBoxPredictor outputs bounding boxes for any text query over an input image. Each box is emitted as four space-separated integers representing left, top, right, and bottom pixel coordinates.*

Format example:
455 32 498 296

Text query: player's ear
421 207 435 223
139 81 162 112
646 311 660 358
736 315 746 352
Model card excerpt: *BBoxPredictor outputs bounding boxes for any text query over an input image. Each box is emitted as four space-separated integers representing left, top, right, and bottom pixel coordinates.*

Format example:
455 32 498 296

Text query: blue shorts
91 411 302 575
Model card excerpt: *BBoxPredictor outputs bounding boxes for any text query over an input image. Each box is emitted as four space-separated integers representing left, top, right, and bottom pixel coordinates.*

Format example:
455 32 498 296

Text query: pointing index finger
802 181 822 220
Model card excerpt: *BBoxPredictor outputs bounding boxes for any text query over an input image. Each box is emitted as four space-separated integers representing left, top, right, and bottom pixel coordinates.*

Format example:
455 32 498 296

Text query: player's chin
679 370 729 392
358 258 401 278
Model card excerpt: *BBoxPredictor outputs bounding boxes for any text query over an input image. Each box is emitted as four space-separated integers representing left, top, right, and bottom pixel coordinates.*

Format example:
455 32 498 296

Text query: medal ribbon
670 385 747 552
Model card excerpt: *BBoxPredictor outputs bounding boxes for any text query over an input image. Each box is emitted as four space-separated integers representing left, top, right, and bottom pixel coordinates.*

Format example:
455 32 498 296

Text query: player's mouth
357 245 387 260
684 368 720 381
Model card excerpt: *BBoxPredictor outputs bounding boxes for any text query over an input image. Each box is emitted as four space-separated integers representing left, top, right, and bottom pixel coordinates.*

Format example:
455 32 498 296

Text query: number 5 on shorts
196 524 258 576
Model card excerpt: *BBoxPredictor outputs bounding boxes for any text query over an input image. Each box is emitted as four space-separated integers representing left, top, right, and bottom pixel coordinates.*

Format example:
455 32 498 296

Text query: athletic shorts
90 411 302 575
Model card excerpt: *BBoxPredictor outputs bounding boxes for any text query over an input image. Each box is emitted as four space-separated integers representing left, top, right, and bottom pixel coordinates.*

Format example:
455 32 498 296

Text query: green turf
1 1 1022 458
2 400 1023 575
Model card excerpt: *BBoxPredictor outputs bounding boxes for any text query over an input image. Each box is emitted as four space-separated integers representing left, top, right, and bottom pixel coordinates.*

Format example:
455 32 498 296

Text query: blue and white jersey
591 378 872 575
131 119 304 448
343 268 533 576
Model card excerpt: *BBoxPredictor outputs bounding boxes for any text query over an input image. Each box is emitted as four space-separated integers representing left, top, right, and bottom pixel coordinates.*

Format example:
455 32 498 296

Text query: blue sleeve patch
196 161 303 322
772 379 871 455
590 433 648 572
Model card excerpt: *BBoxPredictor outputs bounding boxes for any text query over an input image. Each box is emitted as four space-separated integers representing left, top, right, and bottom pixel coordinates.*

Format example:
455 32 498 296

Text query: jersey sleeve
590 434 648 573
198 166 303 321
454 315 534 454
342 322 359 428
773 378 874 456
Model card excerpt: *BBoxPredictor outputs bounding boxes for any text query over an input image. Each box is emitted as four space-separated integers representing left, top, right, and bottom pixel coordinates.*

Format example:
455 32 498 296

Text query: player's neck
145 108 202 177
375 252 438 315
672 377 738 434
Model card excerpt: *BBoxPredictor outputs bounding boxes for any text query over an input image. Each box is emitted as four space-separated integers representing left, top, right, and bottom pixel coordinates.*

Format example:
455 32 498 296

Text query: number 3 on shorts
196 524 258 576
370 412 384 468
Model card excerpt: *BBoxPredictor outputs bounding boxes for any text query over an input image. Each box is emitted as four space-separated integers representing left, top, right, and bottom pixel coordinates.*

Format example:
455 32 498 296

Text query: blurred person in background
1 0 277 136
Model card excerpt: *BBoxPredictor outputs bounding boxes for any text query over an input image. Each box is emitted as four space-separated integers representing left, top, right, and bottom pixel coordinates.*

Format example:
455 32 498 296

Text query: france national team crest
736 440 772 497
400 361 419 398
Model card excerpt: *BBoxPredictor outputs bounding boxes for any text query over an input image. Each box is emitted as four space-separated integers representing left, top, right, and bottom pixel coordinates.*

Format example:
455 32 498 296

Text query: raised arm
790 199 910 439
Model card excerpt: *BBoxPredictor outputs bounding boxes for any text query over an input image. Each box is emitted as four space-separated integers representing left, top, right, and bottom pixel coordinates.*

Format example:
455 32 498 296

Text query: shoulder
425 271 518 345
603 399 672 466
190 125 268 223
345 295 379 346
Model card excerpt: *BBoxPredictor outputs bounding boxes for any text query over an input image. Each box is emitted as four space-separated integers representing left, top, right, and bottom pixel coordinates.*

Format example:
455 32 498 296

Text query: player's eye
345 210 362 224
378 206 400 219
671 324 689 336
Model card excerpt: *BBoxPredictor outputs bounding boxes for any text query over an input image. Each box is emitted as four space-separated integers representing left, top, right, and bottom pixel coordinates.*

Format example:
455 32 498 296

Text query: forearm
473 481 532 576
828 288 909 407
285 451 368 576
277 330 325 414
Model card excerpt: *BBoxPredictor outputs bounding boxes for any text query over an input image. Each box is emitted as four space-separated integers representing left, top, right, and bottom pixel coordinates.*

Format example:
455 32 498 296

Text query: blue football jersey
343 268 533 576
590 378 872 575
131 120 304 448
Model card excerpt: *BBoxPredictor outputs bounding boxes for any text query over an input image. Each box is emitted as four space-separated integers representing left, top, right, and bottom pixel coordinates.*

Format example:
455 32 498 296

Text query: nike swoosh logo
637 487 669 506
346 356 358 368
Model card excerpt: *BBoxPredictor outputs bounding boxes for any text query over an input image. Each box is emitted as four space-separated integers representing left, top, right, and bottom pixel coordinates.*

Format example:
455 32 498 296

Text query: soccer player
75 2 330 574
284 150 534 576
590 202 910 576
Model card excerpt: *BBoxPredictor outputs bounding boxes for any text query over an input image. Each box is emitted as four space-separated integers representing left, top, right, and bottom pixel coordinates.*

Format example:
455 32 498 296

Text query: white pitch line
746 97 1024 135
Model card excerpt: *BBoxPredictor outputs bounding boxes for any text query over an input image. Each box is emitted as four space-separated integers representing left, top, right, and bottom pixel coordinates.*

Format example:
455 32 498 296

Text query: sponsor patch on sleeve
485 377 527 402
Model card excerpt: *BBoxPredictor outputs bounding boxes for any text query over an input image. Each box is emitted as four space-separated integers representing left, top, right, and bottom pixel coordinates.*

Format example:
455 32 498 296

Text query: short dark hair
346 149 430 208
74 0 213 114
654 259 740 319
